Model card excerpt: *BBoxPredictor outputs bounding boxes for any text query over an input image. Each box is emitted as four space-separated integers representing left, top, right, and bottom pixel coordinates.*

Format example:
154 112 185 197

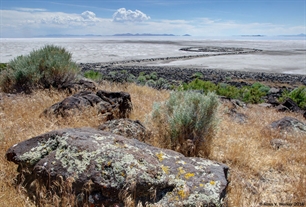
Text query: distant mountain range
239 35 266 37
37 34 103 38
278 33 306 37
35 33 305 38
37 33 191 38
113 33 191 36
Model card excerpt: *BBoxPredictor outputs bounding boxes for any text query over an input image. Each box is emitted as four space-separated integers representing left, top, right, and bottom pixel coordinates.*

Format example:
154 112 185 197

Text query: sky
0 0 305 38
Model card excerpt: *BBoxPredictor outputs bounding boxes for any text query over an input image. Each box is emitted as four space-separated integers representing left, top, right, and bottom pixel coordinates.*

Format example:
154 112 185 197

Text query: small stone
270 139 289 150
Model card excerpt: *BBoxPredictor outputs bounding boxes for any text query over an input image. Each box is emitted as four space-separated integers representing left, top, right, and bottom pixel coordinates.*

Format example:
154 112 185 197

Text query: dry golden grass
211 104 306 207
0 82 305 207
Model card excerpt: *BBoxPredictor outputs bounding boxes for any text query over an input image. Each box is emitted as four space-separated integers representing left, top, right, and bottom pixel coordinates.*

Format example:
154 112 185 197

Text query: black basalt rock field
80 46 306 89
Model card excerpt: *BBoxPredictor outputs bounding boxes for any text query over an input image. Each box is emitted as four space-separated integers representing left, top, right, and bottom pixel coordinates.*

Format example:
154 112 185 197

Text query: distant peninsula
240 35 265 37
36 34 103 38
278 33 306 37
113 33 177 37
36 33 192 38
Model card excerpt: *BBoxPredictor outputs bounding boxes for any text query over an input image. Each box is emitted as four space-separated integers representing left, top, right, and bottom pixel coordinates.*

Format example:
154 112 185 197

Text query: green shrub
137 75 147 85
182 79 217 92
156 77 169 89
151 91 219 157
251 82 270 93
149 72 158 81
182 79 270 104
0 63 7 71
127 74 136 83
84 70 103 81
108 71 117 80
279 86 306 109
145 74 151 80
105 70 135 83
146 79 156 88
139 71 146 76
0 45 79 93
191 72 204 79
217 84 240 99
240 83 270 104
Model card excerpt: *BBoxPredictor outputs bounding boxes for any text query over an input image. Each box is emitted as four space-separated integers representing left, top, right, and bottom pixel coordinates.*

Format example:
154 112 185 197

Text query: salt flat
0 37 305 74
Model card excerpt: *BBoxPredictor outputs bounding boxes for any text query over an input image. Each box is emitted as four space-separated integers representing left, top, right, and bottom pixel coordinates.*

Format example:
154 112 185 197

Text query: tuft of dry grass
0 82 305 206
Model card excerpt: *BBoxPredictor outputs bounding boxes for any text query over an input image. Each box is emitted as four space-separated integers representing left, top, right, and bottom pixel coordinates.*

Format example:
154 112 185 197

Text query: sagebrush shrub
0 63 7 71
137 75 147 85
0 45 80 93
191 72 204 79
182 79 270 104
84 70 103 81
151 91 219 157
279 86 306 109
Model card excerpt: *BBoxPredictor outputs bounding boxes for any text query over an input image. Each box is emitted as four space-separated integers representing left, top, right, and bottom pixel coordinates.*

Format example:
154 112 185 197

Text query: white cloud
81 11 98 21
13 7 47 12
198 18 217 24
0 9 109 37
112 8 150 22
38 10 101 25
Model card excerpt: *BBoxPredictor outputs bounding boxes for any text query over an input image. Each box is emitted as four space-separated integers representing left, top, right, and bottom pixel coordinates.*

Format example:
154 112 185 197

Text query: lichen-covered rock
6 128 228 207
60 78 98 93
42 90 132 119
99 118 147 141
270 116 306 133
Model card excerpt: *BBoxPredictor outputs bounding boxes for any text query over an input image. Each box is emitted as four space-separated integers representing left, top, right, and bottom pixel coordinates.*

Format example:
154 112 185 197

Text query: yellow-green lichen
178 189 187 199
156 152 164 162
177 167 186 177
55 145 98 175
184 172 195 180
19 136 62 165
210 180 215 185
161 165 170 174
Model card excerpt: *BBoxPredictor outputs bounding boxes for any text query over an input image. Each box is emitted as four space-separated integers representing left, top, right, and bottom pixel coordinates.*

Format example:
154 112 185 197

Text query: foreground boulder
6 128 228 207
42 90 132 119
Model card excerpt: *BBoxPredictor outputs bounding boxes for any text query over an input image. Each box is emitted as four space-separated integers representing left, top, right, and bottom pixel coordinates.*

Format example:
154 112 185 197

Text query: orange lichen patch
210 180 216 185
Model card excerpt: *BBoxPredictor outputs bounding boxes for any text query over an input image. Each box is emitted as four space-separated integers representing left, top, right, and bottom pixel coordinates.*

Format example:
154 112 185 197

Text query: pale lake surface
1 36 305 74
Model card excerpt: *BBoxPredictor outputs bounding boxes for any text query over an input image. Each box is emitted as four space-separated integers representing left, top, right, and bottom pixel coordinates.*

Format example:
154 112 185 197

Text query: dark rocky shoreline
79 46 305 88
80 64 306 89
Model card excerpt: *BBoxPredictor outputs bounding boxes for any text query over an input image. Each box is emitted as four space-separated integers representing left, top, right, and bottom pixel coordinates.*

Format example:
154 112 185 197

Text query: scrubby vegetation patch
181 78 271 104
0 45 80 93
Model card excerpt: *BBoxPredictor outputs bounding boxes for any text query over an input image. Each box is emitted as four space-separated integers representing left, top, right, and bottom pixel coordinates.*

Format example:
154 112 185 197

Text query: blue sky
0 0 305 37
